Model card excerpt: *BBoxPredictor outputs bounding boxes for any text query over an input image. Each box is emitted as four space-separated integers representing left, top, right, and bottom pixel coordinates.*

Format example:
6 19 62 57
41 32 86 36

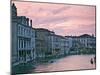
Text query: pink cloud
12 1 96 36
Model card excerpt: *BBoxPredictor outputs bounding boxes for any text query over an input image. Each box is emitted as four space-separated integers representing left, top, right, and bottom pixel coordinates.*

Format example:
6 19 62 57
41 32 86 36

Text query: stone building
35 28 54 60
78 34 96 49
11 3 35 66
50 34 69 57
65 34 96 54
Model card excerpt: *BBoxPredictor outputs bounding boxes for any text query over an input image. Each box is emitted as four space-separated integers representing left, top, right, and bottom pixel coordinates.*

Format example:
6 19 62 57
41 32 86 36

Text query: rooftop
34 28 55 33
65 34 95 38
79 34 94 38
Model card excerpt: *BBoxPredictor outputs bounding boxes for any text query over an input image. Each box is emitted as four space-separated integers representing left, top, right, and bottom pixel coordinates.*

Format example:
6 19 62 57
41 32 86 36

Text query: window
24 40 26 48
18 38 20 48
18 26 21 35
21 39 23 48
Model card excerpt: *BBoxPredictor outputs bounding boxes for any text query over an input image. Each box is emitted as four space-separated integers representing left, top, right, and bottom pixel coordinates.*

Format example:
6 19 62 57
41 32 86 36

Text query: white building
78 34 96 49
31 28 36 60
11 3 35 66
65 34 96 54
65 36 78 54
65 36 73 49
49 34 69 57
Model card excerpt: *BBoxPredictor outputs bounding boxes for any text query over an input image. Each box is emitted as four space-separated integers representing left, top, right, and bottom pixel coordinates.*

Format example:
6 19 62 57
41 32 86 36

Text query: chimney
26 18 29 26
92 34 94 37
30 19 32 27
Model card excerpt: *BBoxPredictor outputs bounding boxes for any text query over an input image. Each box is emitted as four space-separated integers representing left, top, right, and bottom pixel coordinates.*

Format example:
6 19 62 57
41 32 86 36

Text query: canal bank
11 61 36 74
12 54 96 74
11 54 67 74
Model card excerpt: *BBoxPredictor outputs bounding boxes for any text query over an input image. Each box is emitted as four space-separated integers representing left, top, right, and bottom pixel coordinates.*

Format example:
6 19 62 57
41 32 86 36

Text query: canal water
30 55 96 73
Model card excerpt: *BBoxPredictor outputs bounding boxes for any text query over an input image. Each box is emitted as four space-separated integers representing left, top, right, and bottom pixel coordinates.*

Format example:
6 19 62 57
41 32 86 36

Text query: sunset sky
12 1 96 36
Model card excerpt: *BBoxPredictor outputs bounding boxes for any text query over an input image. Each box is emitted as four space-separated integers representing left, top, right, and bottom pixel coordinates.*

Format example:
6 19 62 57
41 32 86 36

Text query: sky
12 1 96 36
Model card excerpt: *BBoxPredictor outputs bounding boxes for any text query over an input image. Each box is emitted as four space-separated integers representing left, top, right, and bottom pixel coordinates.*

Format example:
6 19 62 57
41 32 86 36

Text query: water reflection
31 55 95 72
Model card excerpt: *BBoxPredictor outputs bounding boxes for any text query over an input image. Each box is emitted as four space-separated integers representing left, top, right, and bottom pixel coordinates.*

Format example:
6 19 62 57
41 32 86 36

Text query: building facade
50 34 69 57
11 3 35 66
35 28 54 60
78 34 96 48
65 34 96 54
78 34 96 54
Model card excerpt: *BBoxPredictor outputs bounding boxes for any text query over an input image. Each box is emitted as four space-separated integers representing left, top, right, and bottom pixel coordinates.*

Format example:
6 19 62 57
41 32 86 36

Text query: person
90 58 93 64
